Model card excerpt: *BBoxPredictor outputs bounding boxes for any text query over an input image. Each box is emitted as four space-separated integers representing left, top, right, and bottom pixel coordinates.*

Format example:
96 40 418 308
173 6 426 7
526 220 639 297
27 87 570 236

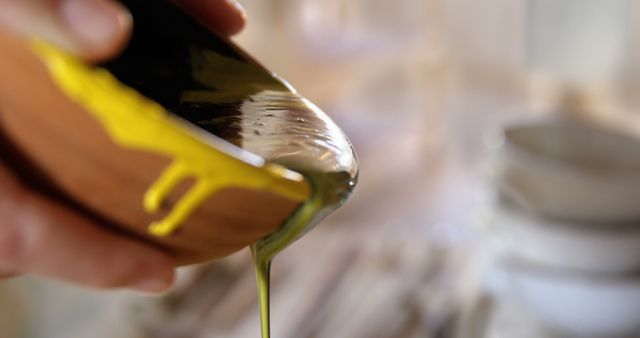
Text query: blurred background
4 0 640 337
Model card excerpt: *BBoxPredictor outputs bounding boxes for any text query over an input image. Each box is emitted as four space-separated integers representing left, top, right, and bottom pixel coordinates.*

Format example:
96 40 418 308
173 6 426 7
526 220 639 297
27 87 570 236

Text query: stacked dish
481 118 640 337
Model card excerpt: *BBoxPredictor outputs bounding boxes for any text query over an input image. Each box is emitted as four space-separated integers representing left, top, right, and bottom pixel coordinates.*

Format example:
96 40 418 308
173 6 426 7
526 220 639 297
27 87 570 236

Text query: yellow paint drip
30 41 310 236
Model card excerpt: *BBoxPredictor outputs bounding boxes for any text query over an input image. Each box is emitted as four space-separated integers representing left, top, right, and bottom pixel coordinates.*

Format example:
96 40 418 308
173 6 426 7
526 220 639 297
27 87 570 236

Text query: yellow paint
30 41 310 236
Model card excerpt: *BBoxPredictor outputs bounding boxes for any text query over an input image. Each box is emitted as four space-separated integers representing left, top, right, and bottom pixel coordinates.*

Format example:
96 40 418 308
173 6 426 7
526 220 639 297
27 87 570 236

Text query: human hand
0 0 246 61
0 0 247 293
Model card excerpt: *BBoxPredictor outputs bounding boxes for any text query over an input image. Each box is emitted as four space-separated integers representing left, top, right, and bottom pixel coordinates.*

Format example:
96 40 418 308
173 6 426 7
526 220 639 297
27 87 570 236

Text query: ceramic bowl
488 257 640 337
495 117 640 222
481 198 640 273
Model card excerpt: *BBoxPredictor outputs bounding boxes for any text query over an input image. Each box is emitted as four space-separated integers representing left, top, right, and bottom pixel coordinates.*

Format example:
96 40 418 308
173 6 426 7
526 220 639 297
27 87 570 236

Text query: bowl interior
103 0 358 179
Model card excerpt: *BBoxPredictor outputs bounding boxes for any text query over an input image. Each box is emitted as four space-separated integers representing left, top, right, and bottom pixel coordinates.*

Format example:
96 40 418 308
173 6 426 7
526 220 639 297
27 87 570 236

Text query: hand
0 0 246 61
0 0 247 293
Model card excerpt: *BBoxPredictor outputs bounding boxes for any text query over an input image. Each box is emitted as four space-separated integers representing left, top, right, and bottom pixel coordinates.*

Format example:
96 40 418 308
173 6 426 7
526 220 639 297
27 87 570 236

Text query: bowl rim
498 255 640 287
499 116 640 180
491 196 640 232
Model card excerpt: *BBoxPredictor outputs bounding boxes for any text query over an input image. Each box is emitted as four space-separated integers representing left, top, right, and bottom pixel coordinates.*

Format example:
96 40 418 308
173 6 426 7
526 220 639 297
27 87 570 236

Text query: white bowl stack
481 117 640 337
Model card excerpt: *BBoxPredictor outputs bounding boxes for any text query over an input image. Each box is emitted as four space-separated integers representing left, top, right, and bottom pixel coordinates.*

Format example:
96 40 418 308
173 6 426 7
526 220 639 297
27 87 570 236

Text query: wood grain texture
0 29 301 265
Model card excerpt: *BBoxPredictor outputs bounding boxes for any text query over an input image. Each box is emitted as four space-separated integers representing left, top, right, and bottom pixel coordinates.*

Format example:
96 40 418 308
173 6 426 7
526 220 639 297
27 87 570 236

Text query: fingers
0 0 132 61
175 0 247 36
59 0 133 60
0 0 245 63
0 165 175 293
0 269 20 279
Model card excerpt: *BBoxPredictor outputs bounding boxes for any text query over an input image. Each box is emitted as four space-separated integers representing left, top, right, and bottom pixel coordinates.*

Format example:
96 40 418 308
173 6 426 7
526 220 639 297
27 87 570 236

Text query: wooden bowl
0 2 317 265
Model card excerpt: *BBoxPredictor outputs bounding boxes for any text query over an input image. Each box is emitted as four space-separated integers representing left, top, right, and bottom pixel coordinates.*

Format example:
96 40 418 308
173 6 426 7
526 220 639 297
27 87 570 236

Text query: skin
0 0 247 293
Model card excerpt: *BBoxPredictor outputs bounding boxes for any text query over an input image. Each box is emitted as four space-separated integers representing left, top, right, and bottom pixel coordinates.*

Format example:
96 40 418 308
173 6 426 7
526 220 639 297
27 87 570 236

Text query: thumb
0 0 132 61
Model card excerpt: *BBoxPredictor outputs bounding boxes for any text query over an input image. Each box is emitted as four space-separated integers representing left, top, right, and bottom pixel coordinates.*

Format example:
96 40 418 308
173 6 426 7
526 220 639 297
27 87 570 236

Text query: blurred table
1 151 494 338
